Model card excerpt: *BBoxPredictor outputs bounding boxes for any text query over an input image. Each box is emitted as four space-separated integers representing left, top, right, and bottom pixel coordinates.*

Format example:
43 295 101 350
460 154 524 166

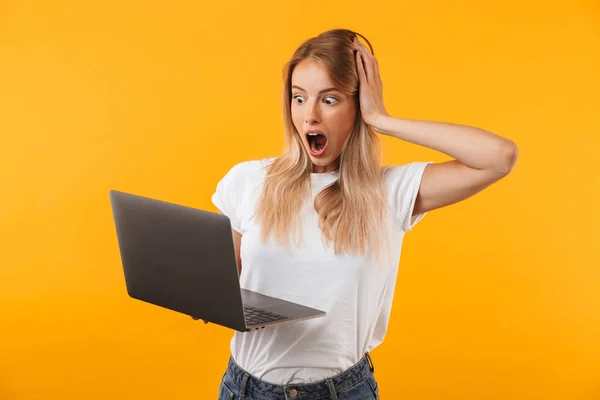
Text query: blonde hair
253 29 389 262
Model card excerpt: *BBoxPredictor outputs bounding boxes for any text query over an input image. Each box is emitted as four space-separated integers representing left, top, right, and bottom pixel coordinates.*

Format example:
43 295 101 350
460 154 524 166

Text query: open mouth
306 133 328 155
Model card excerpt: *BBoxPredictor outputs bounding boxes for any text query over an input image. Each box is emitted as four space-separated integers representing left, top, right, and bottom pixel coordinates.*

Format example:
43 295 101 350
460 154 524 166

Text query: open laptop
109 190 326 332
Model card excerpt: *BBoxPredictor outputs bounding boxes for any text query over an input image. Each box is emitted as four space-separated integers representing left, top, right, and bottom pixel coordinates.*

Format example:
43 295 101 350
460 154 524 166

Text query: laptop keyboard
243 305 287 326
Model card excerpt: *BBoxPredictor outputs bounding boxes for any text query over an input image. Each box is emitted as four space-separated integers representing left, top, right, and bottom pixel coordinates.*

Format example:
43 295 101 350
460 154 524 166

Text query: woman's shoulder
381 161 434 189
230 157 276 173
223 157 276 183
382 161 433 177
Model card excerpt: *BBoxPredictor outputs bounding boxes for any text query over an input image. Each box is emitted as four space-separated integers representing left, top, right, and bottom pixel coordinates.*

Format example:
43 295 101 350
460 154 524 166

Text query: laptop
109 190 326 332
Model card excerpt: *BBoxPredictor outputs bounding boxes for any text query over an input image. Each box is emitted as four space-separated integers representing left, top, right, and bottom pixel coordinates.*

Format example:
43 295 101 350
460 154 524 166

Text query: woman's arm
373 115 519 215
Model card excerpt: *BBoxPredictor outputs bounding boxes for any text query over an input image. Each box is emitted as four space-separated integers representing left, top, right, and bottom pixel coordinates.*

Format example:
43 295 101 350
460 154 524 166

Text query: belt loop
239 372 250 397
365 352 374 373
325 378 339 400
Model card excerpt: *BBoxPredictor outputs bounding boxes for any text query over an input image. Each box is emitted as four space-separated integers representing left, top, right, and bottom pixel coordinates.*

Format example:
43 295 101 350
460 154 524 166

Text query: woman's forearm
372 115 519 174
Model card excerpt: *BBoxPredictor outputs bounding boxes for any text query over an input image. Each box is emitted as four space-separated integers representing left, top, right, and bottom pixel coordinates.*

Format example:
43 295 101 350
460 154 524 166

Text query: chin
308 154 331 164
308 154 341 172
309 156 327 164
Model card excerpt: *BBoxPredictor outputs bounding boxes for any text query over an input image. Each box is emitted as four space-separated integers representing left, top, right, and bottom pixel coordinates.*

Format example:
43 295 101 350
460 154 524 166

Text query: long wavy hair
253 29 390 262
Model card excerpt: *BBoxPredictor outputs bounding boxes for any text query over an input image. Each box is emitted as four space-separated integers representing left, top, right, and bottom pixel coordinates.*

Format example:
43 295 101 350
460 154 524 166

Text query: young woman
209 29 518 400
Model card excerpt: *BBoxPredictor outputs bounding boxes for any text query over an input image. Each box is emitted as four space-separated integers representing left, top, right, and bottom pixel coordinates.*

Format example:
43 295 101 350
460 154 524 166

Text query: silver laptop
109 190 326 332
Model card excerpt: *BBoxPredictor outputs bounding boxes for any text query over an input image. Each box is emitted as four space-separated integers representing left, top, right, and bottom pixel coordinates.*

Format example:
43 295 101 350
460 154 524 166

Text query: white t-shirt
211 157 432 385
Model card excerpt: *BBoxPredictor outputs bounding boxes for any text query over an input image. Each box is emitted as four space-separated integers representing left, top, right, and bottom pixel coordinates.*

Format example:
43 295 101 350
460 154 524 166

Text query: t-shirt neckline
310 170 339 182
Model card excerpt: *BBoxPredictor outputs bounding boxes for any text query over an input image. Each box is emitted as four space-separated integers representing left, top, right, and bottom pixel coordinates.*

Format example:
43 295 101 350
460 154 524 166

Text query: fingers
354 38 376 84
355 47 368 84
354 37 381 87
354 37 372 58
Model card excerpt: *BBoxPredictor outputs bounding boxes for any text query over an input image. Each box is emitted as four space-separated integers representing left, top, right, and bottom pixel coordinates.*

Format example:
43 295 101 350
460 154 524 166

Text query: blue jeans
218 352 379 400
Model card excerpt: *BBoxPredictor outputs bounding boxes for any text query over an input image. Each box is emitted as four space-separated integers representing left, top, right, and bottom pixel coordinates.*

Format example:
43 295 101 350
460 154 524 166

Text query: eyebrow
292 85 339 94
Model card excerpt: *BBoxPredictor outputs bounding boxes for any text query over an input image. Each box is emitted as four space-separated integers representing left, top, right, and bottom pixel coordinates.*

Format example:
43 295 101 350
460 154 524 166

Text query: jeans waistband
224 352 375 400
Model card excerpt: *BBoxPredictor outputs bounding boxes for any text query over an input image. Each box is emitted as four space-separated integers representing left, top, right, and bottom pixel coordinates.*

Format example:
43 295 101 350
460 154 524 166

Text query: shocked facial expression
291 59 357 173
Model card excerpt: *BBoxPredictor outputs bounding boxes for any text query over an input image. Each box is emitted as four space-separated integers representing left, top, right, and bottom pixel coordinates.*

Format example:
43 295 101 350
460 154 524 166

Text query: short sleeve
384 161 433 232
211 163 245 233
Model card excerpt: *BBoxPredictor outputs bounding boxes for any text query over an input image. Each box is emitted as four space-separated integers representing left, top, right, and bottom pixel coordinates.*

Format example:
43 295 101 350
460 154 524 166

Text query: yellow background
1 0 599 399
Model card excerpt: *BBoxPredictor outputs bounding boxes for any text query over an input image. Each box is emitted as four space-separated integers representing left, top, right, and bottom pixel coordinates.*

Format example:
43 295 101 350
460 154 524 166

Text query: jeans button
289 388 298 398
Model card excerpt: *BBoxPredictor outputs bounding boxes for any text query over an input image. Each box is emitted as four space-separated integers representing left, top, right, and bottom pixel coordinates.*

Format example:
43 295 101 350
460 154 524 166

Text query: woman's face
291 59 357 173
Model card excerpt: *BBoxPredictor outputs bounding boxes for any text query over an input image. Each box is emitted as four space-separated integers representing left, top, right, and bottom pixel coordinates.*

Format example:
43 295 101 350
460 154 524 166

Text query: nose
304 99 320 124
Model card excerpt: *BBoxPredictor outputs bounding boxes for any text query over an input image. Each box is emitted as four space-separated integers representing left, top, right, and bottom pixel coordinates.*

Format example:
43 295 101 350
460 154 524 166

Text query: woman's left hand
354 37 389 131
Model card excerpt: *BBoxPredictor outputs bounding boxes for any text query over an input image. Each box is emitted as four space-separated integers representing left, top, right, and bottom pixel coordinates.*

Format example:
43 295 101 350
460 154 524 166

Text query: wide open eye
293 95 338 105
